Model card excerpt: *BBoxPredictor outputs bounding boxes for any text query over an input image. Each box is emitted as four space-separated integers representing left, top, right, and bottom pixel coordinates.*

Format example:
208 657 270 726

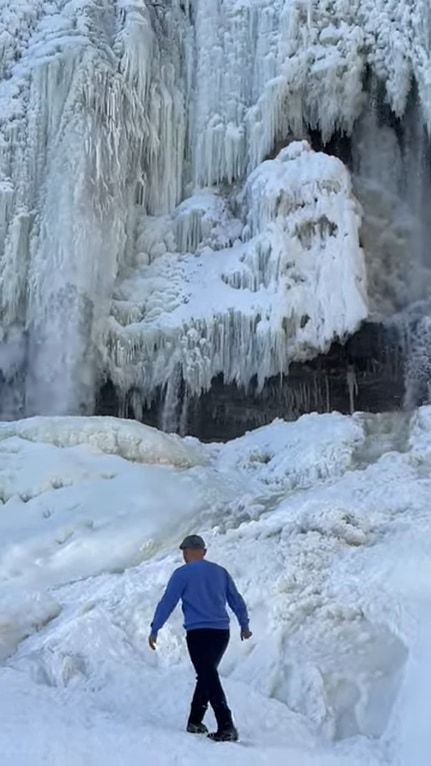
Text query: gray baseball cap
179 534 206 550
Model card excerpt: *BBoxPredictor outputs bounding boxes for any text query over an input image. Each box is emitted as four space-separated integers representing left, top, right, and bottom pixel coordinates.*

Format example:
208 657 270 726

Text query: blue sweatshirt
150 560 249 635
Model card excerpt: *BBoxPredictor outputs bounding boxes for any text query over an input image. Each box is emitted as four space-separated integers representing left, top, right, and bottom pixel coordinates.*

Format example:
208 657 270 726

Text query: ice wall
0 0 430 420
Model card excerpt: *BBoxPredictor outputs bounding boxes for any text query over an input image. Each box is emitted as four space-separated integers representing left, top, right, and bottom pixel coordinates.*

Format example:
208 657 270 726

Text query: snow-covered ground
1 409 431 765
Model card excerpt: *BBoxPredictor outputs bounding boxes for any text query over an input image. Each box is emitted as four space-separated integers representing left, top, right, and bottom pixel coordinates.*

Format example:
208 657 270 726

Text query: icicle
323 375 330 413
160 364 182 433
346 364 358 414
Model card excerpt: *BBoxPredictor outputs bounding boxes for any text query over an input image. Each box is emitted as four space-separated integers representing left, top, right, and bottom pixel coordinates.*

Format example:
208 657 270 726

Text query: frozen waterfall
0 0 430 426
0 0 190 416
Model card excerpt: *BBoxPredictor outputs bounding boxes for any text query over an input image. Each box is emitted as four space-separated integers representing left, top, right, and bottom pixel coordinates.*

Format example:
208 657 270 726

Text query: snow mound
0 589 61 661
407 405 431 458
216 412 364 492
0 416 205 466
0 416 245 590
0 462 239 591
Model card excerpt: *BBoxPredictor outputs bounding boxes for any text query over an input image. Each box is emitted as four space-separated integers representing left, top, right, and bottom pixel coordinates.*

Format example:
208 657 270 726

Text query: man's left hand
148 634 157 650
241 628 253 641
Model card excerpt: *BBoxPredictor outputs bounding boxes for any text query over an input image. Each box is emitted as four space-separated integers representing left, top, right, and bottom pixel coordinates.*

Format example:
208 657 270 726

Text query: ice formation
104 142 367 421
0 0 430 419
190 0 431 183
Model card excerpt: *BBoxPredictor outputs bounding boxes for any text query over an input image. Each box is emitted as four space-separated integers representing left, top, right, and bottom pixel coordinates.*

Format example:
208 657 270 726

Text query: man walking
148 535 252 742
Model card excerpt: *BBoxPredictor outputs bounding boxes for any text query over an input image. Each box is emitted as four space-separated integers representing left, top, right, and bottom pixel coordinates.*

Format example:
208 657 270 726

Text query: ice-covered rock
104 143 367 416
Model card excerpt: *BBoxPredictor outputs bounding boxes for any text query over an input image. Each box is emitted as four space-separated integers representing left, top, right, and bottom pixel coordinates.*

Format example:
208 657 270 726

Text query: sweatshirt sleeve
225 570 249 630
150 570 184 635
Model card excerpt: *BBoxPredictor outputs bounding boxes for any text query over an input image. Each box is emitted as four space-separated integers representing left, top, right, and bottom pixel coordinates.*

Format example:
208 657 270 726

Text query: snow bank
0 416 210 590
0 421 241 590
0 415 206 466
407 405 431 458
0 589 61 661
216 412 365 493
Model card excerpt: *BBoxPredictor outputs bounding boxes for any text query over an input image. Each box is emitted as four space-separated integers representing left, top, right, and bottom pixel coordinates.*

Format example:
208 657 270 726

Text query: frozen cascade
0 0 189 416
352 90 431 316
0 0 430 421
350 79 431 413
399 111 431 408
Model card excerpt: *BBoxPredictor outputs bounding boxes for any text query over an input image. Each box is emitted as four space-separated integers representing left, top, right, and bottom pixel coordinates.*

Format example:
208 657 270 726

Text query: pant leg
187 630 210 724
187 629 233 731
205 630 233 730
186 631 209 724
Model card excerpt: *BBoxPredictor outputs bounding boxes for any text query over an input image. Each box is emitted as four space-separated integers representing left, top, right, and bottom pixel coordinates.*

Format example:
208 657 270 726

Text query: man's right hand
148 634 157 650
241 628 253 641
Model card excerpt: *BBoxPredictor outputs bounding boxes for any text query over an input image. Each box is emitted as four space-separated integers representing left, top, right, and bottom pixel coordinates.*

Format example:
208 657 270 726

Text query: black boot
208 704 237 742
208 726 238 742
187 722 208 734
186 701 208 734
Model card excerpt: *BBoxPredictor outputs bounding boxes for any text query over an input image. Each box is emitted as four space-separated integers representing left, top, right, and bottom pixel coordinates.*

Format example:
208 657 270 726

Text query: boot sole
187 726 208 735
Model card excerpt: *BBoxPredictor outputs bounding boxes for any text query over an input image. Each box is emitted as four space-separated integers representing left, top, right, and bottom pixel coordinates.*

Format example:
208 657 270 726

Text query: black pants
186 628 233 731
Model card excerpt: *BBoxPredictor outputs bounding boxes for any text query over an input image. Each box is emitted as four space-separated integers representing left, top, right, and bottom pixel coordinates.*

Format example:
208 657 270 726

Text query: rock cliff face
0 1 430 428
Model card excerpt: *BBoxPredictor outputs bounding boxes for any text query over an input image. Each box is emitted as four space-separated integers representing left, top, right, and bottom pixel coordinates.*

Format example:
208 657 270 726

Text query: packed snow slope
0 0 430 418
1 409 431 765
